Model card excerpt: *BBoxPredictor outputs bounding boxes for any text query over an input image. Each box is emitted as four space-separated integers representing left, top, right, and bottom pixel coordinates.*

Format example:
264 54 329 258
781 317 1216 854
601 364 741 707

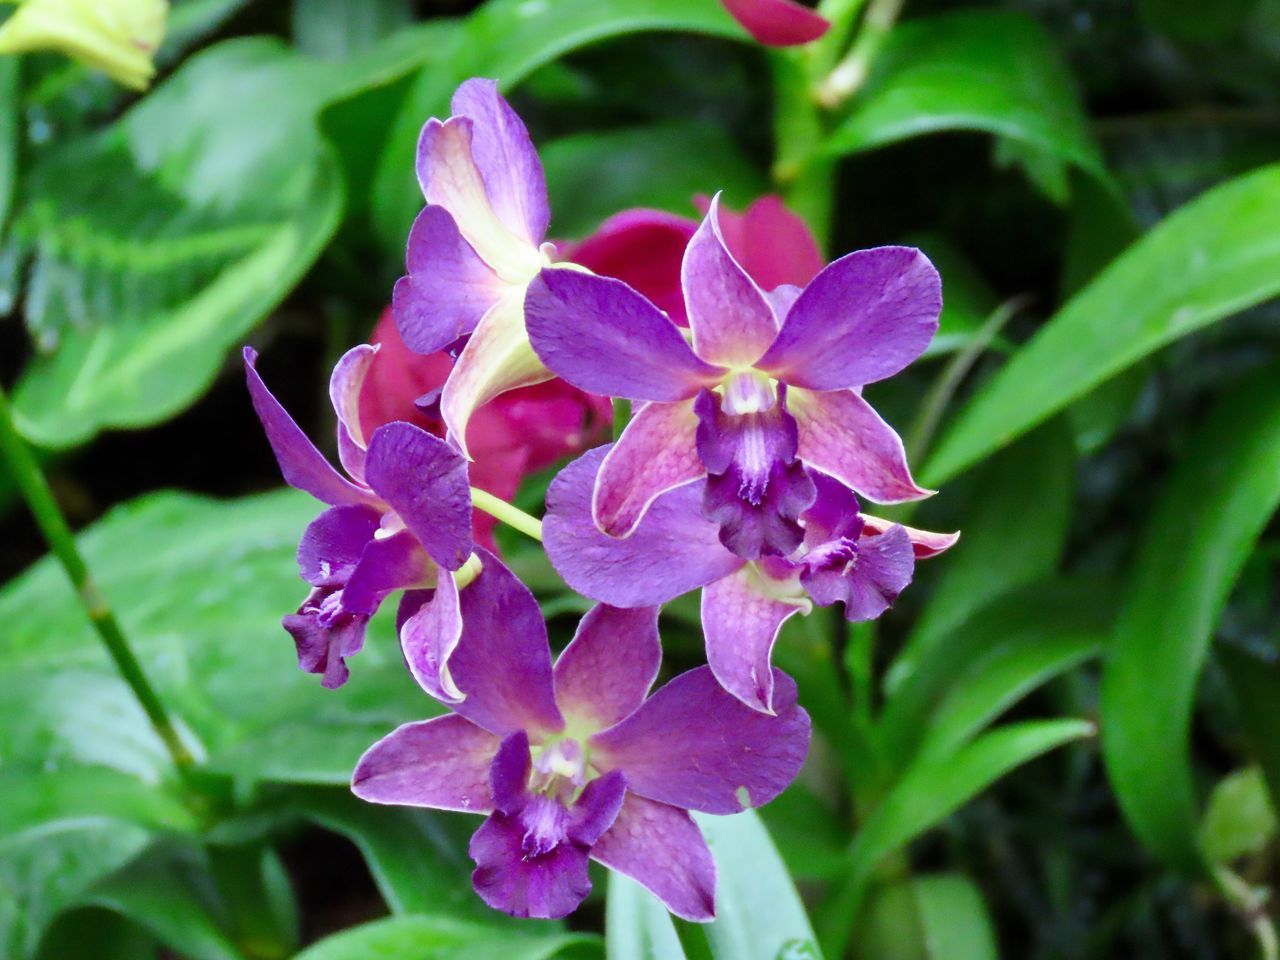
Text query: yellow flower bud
0 0 168 90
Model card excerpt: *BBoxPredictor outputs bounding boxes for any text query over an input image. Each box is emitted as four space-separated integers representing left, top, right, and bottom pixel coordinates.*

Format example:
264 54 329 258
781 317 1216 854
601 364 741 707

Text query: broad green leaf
882 578 1113 766
903 234 999 359
694 810 822 960
852 874 998 960
292 915 601 960
824 11 1108 192
925 164 1280 485
0 489 429 787
0 766 196 839
371 0 745 254
542 123 767 240
891 421 1076 692
293 0 414 60
35 909 157 960
1201 768 1276 865
606 873 687 960
8 39 344 447
1100 368 1280 874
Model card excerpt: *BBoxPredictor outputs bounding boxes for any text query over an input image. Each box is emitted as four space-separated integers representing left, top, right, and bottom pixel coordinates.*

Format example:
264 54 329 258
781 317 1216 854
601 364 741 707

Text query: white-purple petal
682 196 778 368
592 794 717 922
525 269 724 402
398 574 464 703
591 666 810 815
757 246 941 390
351 713 498 813
544 447 743 608
329 344 378 482
554 605 661 732
861 515 960 558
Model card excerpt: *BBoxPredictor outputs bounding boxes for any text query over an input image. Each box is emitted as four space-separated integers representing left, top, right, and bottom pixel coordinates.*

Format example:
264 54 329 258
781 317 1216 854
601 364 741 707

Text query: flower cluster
246 78 954 921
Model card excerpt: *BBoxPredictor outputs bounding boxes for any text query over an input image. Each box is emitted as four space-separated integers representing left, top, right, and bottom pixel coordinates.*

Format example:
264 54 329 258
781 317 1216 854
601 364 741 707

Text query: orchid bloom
544 447 957 713
244 346 475 691
721 0 829 46
526 196 942 561
359 309 610 550
393 78 582 461
0 0 167 90
353 555 811 919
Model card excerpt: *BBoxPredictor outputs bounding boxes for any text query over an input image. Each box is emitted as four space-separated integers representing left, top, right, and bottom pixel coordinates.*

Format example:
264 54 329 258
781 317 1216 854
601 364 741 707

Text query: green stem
611 396 631 443
470 486 543 542
0 384 196 782
1213 866 1279 960
816 0 905 108
771 50 836 251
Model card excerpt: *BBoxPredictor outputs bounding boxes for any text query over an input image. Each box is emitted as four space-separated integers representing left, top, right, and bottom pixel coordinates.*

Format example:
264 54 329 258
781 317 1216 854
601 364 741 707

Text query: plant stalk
470 486 543 542
816 0 905 107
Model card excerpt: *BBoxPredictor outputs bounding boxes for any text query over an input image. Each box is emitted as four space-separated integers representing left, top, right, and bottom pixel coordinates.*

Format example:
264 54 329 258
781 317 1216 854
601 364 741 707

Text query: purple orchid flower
244 345 475 692
393 77 580 461
353 553 811 920
525 195 942 561
543 447 958 713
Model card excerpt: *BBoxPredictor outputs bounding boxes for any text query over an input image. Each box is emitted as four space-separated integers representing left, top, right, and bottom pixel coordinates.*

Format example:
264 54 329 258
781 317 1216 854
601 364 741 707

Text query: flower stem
1213 865 1279 960
0 384 196 782
470 486 543 542
611 397 631 443
816 0 905 108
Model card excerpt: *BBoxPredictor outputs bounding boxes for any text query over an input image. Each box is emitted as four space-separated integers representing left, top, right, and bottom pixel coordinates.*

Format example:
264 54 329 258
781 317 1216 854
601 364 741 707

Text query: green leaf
35 909 158 960
694 810 823 960
1100 368 1280 874
371 0 745 254
1219 644 1280 811
0 58 16 239
824 11 1108 193
7 39 344 448
1138 0 1260 42
291 915 601 960
891 421 1076 692
903 233 1000 359
0 489 430 787
1201 768 1276 865
851 873 997 960
606 873 688 960
925 163 1280 485
293 0 415 60
542 123 767 240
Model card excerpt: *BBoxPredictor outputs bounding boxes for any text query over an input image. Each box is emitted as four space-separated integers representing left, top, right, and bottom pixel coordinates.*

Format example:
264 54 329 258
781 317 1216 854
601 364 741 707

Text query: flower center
530 737 589 803
720 370 777 416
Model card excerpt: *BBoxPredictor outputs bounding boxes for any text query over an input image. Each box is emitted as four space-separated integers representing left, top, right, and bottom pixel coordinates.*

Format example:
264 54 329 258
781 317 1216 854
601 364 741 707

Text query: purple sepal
702 568 805 713
554 605 661 730
352 713 498 813
591 666 810 814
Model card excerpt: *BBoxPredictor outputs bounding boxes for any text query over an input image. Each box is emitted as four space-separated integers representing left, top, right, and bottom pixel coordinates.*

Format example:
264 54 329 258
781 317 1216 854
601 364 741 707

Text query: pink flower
720 0 829 47
359 310 610 549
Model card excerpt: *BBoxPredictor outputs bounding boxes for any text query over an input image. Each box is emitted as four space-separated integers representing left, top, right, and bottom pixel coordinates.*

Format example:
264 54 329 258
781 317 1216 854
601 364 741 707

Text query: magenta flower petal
791 387 931 504
862 515 960 558
591 666 810 814
592 794 717 922
702 568 806 713
445 548 565 737
700 195 824 292
296 504 382 587
351 713 499 813
545 447 742 607
565 209 697 325
554 605 661 731
469 813 592 920
594 400 704 537
526 269 724 402
722 0 830 46
449 78 550 246
394 205 503 355
757 246 941 390
682 196 778 367
399 573 464 703
363 421 474 571
243 347 377 508
329 344 378 481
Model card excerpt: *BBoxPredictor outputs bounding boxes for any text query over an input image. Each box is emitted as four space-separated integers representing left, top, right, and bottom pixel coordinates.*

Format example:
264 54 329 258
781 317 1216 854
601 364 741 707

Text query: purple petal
591 667 810 814
702 567 807 713
364 421 474 571
682 196 778 367
791 387 931 504
469 813 592 919
297 504 382 587
449 78 550 246
440 290 552 460
545 447 743 607
341 529 431 616
351 713 498 813
330 344 378 480
394 205 503 355
592 795 716 922
757 246 941 390
489 730 533 815
803 524 915 622
721 0 830 46
399 573 464 702
569 771 628 846
525 269 724 401
694 385 815 559
243 347 376 507
283 586 369 689
554 605 661 731
862 515 960 558
446 549 565 737
801 469 864 546
594 400 704 538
